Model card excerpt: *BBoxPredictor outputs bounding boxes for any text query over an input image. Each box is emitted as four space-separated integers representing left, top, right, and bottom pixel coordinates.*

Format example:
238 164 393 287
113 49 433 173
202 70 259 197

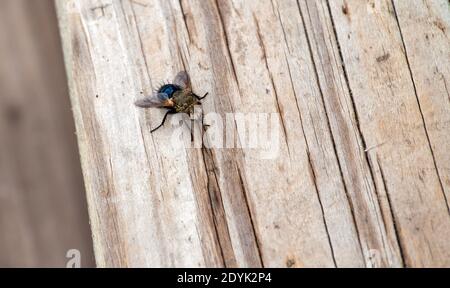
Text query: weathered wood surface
0 0 94 267
56 0 450 267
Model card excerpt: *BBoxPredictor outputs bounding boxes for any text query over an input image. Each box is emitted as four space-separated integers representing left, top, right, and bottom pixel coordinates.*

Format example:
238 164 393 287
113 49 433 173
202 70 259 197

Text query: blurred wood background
57 0 449 267
0 0 94 267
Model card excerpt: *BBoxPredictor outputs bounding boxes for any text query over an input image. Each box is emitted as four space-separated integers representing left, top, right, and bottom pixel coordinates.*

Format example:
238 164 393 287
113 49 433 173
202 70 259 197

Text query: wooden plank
0 0 94 267
327 0 450 267
57 0 225 267
296 0 403 267
56 0 450 267
56 0 335 267
392 0 450 214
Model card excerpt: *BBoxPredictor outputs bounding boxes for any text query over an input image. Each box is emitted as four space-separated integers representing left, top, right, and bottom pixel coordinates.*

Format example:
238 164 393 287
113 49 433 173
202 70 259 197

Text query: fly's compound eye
158 84 180 98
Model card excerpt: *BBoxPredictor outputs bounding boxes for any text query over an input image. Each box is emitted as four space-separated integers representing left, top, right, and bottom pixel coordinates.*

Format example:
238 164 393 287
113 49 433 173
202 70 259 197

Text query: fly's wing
173 71 191 90
135 93 170 108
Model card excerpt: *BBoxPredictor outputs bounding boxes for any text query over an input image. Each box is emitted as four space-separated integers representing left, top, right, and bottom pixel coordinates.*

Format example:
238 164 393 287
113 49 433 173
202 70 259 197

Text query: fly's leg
151 110 176 133
194 92 209 101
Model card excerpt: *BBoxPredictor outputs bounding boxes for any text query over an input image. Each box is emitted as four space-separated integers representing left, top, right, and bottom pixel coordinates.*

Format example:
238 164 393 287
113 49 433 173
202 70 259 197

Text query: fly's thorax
173 90 198 113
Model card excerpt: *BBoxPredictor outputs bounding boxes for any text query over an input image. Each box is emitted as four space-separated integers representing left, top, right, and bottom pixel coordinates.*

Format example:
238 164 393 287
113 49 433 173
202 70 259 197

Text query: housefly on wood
135 71 208 133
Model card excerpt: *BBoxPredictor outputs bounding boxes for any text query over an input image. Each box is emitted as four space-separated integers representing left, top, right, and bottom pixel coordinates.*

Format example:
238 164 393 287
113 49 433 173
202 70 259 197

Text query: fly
135 71 208 133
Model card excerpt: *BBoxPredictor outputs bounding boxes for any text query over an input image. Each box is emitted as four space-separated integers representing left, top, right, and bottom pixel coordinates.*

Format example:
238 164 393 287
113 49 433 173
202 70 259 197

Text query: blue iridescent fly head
158 84 181 98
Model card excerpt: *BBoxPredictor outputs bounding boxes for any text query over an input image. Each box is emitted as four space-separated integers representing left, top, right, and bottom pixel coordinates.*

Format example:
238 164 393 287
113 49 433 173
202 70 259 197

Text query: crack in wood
312 0 406 267
178 0 192 45
306 152 337 267
200 145 236 267
214 0 242 95
299 0 365 266
391 0 450 214
252 14 292 157
375 155 408 267
236 166 265 267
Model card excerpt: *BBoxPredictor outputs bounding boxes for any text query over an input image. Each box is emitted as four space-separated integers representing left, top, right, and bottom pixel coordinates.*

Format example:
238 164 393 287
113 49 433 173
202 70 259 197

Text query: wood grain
0 0 94 267
56 0 450 267
327 0 450 267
